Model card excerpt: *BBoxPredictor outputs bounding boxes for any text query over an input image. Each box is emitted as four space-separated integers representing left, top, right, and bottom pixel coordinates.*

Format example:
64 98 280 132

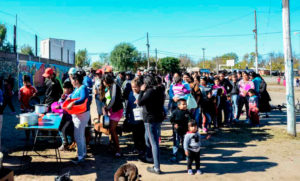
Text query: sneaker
71 158 85 165
147 167 161 175
203 128 208 133
196 169 203 175
245 119 250 124
188 169 193 175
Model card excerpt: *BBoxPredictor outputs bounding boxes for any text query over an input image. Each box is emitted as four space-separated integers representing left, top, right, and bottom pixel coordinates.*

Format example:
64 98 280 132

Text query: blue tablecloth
17 115 62 131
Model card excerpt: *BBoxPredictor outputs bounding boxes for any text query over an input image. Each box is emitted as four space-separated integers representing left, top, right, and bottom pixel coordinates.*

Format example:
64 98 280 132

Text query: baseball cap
68 67 77 75
96 69 103 74
42 68 54 78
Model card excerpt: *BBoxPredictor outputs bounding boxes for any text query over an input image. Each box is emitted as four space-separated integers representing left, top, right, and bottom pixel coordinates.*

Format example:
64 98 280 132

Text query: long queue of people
0 66 272 176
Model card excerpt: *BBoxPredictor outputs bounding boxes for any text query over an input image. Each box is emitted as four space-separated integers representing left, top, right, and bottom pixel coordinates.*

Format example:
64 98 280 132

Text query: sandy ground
1 83 300 181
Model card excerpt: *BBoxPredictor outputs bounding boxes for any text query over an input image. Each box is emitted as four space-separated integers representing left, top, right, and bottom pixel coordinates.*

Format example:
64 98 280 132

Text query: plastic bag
187 94 197 110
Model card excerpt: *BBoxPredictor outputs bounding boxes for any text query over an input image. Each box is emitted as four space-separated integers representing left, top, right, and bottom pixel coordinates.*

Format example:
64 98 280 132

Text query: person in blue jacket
67 71 90 164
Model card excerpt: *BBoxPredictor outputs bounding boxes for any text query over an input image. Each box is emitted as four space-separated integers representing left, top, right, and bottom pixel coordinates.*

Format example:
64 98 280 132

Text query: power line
153 12 253 36
130 36 146 43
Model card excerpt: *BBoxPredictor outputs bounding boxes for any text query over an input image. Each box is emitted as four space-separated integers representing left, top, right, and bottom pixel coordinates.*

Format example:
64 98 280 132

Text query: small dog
114 163 141 181
93 118 123 145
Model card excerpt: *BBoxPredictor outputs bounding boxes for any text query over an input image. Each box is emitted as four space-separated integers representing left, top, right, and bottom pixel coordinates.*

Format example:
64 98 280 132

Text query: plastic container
62 98 88 114
51 102 64 114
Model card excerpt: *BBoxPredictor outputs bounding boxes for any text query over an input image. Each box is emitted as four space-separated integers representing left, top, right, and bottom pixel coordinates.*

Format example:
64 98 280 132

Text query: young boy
248 89 259 127
19 75 38 140
19 75 38 112
169 99 191 162
57 81 75 151
184 120 202 175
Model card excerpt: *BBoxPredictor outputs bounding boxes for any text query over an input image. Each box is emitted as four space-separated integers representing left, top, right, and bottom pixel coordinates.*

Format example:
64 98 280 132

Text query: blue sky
0 0 299 62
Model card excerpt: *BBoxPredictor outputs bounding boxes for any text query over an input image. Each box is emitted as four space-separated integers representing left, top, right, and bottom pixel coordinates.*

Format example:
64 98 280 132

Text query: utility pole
13 14 17 53
253 10 258 73
146 32 150 69
282 0 296 136
202 48 205 68
155 48 158 72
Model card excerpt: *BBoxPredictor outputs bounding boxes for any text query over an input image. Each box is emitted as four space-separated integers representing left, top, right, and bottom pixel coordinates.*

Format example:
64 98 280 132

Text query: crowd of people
0 65 273 176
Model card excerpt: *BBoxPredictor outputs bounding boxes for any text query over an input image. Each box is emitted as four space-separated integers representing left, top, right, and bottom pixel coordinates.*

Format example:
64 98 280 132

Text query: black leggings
187 150 200 170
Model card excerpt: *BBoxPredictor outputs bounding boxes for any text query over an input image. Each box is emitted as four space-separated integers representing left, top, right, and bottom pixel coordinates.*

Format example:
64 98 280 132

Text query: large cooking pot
20 113 39 125
35 104 48 114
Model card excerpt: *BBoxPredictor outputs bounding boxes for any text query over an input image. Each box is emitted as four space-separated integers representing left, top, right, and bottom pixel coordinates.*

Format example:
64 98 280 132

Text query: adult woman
138 75 164 174
250 72 262 94
237 71 255 122
103 73 123 157
259 76 271 118
125 78 146 155
68 71 90 164
94 69 105 121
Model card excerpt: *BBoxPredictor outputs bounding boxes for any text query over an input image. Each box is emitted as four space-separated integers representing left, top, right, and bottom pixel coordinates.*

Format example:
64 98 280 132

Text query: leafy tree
75 49 90 68
159 57 180 73
110 43 139 71
91 60 103 70
0 24 6 47
20 45 34 56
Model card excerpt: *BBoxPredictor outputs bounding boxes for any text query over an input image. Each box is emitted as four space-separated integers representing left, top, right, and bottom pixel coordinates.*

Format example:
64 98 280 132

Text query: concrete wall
0 51 74 90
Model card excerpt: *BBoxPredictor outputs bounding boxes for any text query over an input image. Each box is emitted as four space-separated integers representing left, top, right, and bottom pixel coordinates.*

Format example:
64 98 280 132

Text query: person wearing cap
64 67 77 83
43 68 63 106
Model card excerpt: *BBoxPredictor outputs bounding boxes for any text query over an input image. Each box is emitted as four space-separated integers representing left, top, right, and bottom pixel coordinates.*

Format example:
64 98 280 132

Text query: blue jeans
172 127 184 157
231 95 239 118
144 122 161 170
194 108 201 127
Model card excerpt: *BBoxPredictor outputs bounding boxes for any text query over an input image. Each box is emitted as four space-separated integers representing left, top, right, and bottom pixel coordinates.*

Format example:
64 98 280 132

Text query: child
248 89 259 127
169 99 191 162
184 120 202 175
172 76 190 100
57 81 75 151
18 75 38 140
206 91 217 129
225 95 233 126
19 75 38 112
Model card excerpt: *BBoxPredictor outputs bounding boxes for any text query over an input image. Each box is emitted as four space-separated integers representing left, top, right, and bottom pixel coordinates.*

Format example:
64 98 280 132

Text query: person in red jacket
19 75 38 140
19 75 38 112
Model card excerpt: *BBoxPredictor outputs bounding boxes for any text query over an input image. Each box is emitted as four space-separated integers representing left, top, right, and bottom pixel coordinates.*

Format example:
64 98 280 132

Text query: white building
40 38 75 64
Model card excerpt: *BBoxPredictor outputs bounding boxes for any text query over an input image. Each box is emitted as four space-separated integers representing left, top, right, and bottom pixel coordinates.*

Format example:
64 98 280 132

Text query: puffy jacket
138 87 164 123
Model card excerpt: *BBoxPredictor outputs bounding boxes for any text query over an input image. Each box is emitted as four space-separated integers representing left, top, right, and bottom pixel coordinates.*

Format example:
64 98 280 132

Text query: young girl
184 120 202 175
172 75 190 100
248 89 260 127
